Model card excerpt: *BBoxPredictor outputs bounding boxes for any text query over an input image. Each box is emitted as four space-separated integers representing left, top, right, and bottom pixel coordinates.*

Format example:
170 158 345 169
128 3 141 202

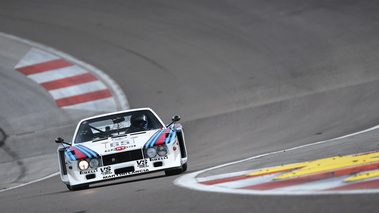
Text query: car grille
102 149 144 166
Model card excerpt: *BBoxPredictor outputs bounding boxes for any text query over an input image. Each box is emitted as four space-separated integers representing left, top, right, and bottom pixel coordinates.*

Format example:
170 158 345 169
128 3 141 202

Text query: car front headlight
146 147 157 158
89 158 100 168
157 145 168 156
78 160 89 170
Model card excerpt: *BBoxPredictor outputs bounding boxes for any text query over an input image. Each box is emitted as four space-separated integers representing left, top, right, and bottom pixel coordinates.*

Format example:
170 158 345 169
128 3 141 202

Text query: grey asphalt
1 0 379 212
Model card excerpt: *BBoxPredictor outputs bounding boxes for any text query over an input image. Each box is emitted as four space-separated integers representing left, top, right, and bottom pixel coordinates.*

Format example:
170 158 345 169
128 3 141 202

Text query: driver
127 114 148 133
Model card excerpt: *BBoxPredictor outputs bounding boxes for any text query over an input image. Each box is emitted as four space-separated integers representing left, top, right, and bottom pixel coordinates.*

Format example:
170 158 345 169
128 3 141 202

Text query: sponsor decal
109 140 134 147
111 137 129 142
103 169 149 179
80 169 98 175
115 146 126 151
104 144 137 152
100 166 112 175
137 159 149 168
150 156 168 161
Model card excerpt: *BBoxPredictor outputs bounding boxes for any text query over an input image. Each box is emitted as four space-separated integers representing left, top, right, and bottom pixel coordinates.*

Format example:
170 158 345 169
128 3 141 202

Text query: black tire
165 162 187 176
182 162 188 172
66 184 89 191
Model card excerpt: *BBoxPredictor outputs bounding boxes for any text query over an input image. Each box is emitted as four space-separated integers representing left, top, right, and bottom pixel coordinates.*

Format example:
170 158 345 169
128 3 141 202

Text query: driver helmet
130 114 148 131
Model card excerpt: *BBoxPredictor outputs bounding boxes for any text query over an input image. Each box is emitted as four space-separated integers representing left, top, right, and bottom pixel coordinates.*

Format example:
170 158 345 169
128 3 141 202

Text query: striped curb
1 32 129 112
175 124 379 195
176 151 379 195
14 48 116 111
195 151 379 194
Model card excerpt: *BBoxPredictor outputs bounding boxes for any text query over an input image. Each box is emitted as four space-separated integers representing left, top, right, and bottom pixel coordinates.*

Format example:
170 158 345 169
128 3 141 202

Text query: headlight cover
145 145 168 158
145 147 157 158
78 160 89 170
157 145 168 156
89 158 100 168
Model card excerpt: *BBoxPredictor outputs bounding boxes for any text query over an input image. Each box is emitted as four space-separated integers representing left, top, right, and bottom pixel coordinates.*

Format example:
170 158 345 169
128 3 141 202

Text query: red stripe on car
155 128 171 146
69 147 87 160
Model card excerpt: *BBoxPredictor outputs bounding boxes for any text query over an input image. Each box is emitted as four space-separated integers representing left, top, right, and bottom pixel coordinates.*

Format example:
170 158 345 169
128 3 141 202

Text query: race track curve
1 0 379 212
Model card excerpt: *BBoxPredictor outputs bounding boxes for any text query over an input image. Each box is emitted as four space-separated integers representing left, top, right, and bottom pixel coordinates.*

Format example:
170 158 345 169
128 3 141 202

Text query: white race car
55 108 188 191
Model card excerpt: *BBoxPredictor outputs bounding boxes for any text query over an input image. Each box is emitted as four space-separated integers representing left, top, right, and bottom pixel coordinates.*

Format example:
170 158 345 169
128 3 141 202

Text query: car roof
78 107 156 121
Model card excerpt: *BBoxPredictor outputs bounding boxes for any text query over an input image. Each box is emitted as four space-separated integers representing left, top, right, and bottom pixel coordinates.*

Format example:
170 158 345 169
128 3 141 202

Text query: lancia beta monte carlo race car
55 108 188 191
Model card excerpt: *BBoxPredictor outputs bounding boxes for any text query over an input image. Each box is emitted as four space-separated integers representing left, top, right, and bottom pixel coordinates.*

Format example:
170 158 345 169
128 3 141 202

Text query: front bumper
58 145 183 187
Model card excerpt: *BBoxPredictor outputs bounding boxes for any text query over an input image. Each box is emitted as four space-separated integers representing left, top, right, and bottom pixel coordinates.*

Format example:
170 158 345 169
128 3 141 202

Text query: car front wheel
66 184 89 191
165 163 187 176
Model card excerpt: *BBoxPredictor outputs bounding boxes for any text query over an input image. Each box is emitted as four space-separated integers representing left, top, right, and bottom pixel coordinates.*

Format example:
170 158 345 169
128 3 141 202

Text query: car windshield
74 110 163 143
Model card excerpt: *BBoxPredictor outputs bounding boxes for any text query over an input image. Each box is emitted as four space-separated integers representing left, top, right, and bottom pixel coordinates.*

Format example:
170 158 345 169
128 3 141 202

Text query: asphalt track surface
1 0 379 212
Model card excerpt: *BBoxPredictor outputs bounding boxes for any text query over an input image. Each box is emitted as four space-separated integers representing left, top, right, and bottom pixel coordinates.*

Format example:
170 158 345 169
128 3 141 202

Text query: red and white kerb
14 48 116 111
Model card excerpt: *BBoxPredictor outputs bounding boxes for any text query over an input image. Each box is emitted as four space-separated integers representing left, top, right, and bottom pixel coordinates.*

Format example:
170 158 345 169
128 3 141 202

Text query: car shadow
39 173 168 197
90 173 167 190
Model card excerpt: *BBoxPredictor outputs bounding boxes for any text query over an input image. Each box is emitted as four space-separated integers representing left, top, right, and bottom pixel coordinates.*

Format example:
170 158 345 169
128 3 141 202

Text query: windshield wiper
89 124 105 133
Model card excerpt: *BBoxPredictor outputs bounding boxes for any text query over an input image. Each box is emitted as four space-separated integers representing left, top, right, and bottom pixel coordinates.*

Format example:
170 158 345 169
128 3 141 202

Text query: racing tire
66 184 89 191
182 162 188 172
165 162 187 176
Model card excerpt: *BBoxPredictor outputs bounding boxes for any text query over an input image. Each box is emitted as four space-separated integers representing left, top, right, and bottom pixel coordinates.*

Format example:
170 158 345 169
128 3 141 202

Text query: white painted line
14 47 59 68
196 170 257 183
275 177 347 192
216 174 278 189
0 172 59 193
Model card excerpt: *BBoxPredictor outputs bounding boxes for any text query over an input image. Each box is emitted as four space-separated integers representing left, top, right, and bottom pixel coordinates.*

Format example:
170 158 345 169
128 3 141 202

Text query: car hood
72 129 159 157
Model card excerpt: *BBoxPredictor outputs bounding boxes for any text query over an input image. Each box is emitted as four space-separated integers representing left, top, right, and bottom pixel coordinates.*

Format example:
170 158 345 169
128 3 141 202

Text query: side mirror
55 137 71 146
167 115 181 127
172 115 181 122
55 137 64 144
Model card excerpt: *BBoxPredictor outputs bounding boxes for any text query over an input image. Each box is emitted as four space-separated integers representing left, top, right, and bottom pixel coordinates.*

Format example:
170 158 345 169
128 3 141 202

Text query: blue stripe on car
163 131 172 144
77 145 99 158
145 130 163 148
64 152 72 161
166 130 176 144
66 150 77 161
